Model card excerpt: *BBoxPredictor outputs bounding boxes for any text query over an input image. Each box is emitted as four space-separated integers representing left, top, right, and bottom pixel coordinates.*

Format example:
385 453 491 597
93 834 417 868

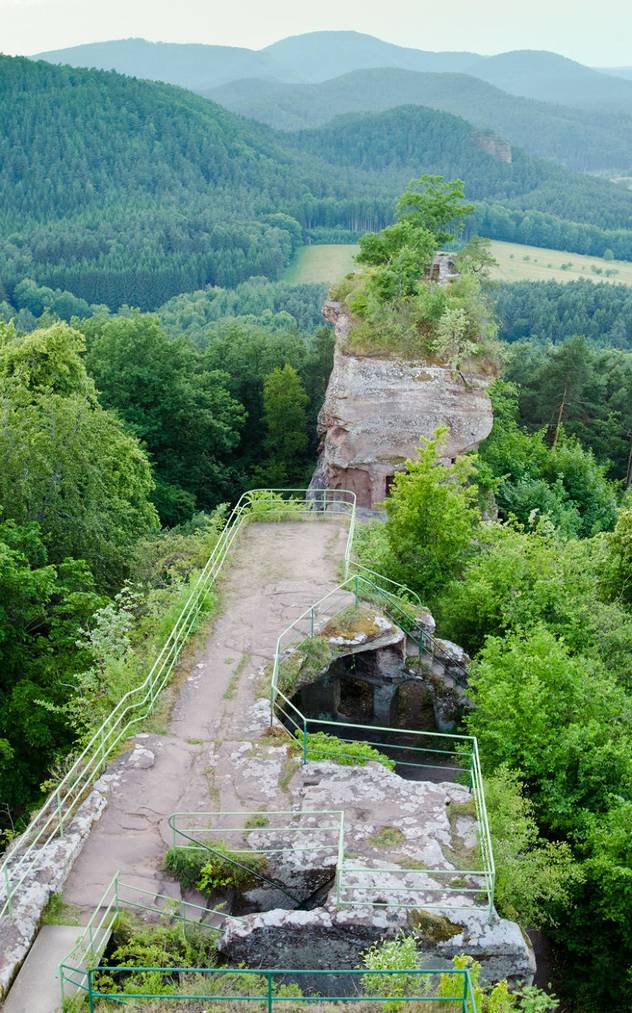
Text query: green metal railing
59 872 233 1004
169 808 344 859
168 808 344 907
59 871 479 1010
82 966 478 1010
0 488 356 922
270 574 496 921
166 804 491 920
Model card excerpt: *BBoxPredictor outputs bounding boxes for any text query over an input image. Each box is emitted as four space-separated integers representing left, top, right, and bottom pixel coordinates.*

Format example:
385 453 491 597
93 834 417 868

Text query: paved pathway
2 927 86 1013
62 518 348 909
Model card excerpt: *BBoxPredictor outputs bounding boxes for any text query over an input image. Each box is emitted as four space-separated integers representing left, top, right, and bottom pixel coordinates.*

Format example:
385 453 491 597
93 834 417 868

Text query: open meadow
283 239 632 287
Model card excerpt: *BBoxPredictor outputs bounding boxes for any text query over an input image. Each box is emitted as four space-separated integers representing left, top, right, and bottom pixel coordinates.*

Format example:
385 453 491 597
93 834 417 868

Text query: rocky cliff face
474 132 513 163
310 302 493 510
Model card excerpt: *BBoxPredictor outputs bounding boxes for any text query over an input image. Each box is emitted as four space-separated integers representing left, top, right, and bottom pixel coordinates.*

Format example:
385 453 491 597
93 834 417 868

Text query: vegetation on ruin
361 936 557 1012
165 841 268 895
329 176 500 369
295 730 397 770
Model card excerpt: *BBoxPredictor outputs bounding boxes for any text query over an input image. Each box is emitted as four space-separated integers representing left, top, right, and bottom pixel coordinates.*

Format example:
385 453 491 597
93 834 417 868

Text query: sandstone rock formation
474 131 513 163
310 301 493 510
218 759 535 985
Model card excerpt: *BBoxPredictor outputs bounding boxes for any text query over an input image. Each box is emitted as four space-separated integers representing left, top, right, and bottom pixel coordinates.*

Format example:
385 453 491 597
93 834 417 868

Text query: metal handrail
269 571 496 921
0 488 356 920
84 965 478 1010
346 561 423 606
58 872 232 1003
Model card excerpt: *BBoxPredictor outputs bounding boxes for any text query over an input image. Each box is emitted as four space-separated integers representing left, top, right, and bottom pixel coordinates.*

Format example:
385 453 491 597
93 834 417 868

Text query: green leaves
258 364 309 485
0 322 159 587
468 626 632 832
83 313 245 525
383 430 481 606
0 517 102 812
395 175 475 245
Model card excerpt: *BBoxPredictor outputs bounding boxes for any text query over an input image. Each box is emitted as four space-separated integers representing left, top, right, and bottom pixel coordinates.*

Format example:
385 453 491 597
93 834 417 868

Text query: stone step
2 924 93 1013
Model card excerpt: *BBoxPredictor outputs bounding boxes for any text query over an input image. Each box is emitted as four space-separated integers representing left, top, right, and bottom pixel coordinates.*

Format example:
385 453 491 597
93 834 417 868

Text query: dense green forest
207 67 632 172
3 56 632 314
291 107 632 232
0 275 328 340
493 278 632 347
0 308 331 815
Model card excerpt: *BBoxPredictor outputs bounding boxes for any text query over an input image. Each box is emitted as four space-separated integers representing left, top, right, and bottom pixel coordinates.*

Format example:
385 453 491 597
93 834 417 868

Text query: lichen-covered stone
218 904 535 986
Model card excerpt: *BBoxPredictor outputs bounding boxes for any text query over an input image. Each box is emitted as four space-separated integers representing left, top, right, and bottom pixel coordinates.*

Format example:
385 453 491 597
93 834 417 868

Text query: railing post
302 718 308 766
114 871 120 912
309 606 315 638
59 960 66 1010
267 972 274 1013
88 968 95 1013
463 970 468 1013
353 575 359 604
335 812 345 909
3 867 12 914
55 788 64 838
488 869 496 925
99 727 107 774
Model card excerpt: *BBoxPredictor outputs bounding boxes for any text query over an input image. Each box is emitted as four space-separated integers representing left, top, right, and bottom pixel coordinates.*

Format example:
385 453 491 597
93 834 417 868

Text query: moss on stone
368 825 406 849
322 604 388 642
408 909 463 944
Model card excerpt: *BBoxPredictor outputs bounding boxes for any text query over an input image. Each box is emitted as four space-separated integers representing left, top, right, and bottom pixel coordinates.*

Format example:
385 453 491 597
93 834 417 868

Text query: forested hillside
494 279 632 347
4 56 632 312
37 30 632 111
36 36 300 89
206 68 632 172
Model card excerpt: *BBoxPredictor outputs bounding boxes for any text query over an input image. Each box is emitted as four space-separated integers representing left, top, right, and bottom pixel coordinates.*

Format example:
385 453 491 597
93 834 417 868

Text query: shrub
165 842 267 894
485 766 580 927
297 730 396 770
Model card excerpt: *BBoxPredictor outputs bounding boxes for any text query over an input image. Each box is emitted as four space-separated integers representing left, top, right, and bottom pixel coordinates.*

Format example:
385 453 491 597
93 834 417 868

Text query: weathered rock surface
422 637 472 732
0 769 118 998
218 903 535 987
474 131 513 163
310 302 493 509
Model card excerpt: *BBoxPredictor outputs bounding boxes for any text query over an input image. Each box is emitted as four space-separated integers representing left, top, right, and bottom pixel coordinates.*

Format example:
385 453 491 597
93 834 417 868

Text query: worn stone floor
62 518 350 909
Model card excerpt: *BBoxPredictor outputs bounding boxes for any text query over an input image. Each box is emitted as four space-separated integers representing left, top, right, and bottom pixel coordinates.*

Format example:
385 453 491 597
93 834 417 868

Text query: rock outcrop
218 760 535 986
310 302 493 510
218 903 535 987
474 132 513 164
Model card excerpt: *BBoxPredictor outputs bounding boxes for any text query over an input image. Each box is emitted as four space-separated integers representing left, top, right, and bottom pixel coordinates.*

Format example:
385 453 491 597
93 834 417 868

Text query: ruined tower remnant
309 299 493 511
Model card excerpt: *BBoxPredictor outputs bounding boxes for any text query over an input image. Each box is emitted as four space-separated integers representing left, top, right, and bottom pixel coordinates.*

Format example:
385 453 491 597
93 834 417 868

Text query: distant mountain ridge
35 30 632 112
34 37 303 89
204 68 632 172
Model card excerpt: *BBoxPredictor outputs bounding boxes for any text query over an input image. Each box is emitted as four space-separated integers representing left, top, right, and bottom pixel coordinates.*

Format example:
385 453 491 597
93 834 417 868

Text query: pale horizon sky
1 0 631 67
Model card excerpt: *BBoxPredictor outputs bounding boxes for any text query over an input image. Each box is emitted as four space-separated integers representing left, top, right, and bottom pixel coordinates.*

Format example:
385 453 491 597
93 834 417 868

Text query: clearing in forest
283 240 632 287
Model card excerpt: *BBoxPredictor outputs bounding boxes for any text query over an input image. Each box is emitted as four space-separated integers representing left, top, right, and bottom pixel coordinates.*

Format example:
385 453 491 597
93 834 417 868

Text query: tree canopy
0 322 159 586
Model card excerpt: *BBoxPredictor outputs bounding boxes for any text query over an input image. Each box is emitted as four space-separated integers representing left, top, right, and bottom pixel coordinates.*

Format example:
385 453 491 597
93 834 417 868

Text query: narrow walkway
2 927 85 1013
62 519 348 909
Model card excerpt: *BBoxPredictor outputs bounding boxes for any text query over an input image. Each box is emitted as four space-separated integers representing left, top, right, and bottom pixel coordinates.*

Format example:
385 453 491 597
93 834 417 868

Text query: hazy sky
1 0 630 66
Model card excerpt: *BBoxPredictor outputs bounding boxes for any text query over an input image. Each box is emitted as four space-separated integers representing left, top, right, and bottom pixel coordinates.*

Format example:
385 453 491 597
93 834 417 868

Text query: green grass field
282 243 359 284
283 240 632 287
488 239 632 284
